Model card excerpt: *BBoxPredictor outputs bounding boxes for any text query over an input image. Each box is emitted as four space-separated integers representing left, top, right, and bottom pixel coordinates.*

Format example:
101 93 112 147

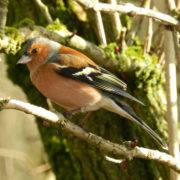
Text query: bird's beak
17 55 32 64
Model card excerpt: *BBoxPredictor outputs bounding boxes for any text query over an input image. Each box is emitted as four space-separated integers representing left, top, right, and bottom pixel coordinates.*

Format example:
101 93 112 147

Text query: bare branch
0 98 180 173
143 0 153 54
74 0 180 29
0 147 34 175
33 0 53 24
0 147 51 175
173 30 180 64
107 0 122 40
126 0 149 45
167 0 176 10
164 29 180 179
94 0 107 45
165 0 180 179
33 163 51 175
0 0 8 34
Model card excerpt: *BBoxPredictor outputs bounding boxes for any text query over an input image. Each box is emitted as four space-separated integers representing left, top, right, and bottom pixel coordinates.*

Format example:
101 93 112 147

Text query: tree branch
0 0 8 34
94 0 107 45
33 0 53 24
165 0 180 179
74 0 180 29
107 0 122 41
164 21 180 180
0 98 180 173
143 0 153 54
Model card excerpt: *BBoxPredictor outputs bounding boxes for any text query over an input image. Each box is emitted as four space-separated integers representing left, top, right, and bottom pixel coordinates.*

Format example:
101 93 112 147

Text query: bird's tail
111 99 168 150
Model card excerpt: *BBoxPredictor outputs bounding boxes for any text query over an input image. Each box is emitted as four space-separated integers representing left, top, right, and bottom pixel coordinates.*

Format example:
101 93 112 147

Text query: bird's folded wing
47 54 144 105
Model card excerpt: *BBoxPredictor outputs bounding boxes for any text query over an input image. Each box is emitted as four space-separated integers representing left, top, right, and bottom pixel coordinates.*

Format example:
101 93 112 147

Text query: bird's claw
63 111 73 119
120 160 128 169
42 121 51 127
131 139 138 149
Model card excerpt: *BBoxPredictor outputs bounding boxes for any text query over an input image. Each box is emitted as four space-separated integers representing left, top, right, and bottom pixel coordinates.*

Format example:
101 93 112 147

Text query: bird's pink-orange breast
30 64 102 110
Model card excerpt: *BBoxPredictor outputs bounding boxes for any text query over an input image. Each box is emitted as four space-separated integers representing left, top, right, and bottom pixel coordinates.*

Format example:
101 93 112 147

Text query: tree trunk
3 0 169 179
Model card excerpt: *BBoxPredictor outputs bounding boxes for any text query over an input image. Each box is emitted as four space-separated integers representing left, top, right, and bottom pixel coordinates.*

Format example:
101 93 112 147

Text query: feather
47 54 144 105
113 99 168 150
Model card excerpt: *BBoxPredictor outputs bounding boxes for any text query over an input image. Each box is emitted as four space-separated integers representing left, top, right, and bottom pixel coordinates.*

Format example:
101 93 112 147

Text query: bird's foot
131 139 138 149
63 108 81 119
63 111 73 119
42 121 51 127
123 139 138 150
120 160 128 169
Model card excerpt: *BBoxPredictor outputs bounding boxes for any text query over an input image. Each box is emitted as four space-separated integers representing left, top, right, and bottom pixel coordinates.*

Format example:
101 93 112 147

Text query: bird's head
17 37 61 71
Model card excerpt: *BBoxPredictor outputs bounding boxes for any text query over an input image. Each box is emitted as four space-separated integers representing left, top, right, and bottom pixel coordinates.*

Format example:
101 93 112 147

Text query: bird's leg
63 108 81 119
46 98 55 112
79 111 93 128
119 140 138 169
120 160 128 169
42 98 55 127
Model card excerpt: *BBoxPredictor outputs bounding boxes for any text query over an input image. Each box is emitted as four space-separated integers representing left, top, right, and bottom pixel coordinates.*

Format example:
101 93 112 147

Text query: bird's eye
32 48 38 54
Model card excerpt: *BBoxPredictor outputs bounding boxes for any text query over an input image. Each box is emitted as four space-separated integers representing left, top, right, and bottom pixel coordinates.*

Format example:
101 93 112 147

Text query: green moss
101 43 168 141
0 27 23 54
46 18 67 31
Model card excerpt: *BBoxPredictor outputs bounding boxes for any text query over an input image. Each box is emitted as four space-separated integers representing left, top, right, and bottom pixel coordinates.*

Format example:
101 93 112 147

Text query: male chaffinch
17 37 167 150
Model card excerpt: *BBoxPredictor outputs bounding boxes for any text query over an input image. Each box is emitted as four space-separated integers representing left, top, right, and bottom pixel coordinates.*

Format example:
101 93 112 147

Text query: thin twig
157 51 165 67
143 0 153 54
0 148 34 175
105 155 125 164
107 0 121 41
173 30 180 65
94 0 107 45
126 0 149 45
0 0 8 34
0 98 180 173
33 0 53 24
33 163 51 175
74 0 180 29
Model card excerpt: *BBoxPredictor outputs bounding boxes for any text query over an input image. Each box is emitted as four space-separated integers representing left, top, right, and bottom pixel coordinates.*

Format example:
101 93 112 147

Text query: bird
17 37 168 150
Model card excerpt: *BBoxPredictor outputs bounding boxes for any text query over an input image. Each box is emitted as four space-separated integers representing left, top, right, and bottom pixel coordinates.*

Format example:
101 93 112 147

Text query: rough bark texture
2 0 169 179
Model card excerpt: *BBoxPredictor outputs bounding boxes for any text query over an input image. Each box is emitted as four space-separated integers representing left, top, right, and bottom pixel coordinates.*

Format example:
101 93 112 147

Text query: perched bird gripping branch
17 37 168 150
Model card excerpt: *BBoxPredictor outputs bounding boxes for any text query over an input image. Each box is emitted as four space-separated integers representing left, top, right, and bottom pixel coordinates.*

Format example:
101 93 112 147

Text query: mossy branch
0 97 179 173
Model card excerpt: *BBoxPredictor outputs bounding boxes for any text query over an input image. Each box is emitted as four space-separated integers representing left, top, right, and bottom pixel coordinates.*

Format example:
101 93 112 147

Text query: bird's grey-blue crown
23 37 62 61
